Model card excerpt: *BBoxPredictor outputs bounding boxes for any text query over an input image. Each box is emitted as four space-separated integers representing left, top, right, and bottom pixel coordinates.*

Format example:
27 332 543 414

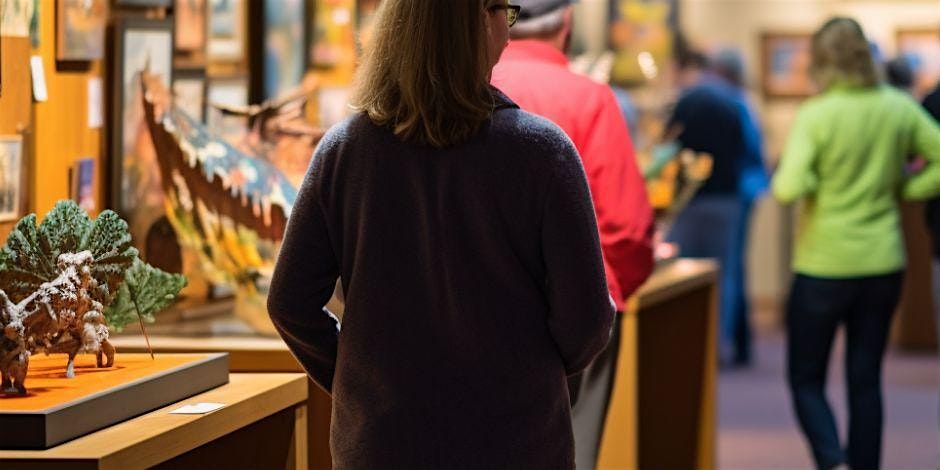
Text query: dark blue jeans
668 195 753 364
786 271 903 470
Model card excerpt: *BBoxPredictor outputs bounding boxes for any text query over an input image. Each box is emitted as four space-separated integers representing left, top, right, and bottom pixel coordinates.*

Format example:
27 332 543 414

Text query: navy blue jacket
267 91 614 469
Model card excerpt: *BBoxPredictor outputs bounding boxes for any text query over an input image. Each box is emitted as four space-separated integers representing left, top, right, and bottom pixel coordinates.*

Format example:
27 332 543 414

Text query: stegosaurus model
0 201 187 394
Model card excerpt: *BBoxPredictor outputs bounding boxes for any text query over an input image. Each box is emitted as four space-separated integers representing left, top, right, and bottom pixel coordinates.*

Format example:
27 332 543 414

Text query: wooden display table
112 258 718 470
0 373 308 469
598 258 718 470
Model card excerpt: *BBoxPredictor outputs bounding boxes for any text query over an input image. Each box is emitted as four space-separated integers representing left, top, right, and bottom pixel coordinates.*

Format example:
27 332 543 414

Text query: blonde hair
351 0 495 148
810 17 879 90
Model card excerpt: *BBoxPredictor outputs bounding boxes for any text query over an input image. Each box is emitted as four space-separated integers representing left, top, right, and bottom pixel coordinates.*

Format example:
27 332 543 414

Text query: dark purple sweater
267 91 615 469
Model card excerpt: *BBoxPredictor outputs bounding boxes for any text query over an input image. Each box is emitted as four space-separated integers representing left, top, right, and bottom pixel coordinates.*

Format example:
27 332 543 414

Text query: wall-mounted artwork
896 28 940 99
173 68 207 122
761 32 814 98
175 0 206 59
263 0 305 100
56 0 107 61
111 17 174 264
208 0 244 63
1 0 34 38
0 135 23 222
71 157 95 211
207 75 248 139
608 0 678 86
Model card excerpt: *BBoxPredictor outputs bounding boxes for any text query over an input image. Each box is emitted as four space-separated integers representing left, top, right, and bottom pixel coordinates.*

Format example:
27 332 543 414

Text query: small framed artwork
208 0 245 63
71 157 96 212
261 0 306 100
173 68 207 122
0 136 24 222
761 32 815 98
1 0 34 38
175 0 207 63
207 75 249 139
56 0 107 61
110 17 174 243
896 28 940 98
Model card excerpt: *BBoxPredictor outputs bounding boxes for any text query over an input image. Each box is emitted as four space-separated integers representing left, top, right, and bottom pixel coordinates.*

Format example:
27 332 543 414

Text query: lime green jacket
772 85 940 277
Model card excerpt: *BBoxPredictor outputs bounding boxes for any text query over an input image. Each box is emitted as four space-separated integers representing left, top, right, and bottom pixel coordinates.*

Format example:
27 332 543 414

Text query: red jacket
492 40 654 306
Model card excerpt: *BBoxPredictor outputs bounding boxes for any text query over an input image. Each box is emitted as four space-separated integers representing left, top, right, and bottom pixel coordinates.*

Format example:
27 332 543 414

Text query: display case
0 353 228 449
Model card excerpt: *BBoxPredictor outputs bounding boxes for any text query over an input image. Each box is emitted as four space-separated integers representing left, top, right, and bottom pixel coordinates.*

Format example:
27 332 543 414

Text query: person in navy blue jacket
267 1 615 468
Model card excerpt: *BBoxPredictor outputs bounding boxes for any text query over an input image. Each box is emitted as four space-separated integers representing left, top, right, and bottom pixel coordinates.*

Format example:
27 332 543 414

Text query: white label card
88 78 103 129
169 402 227 415
30 56 48 102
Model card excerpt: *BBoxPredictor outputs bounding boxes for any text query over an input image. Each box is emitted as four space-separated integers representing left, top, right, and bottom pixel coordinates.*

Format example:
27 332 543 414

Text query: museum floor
718 329 939 469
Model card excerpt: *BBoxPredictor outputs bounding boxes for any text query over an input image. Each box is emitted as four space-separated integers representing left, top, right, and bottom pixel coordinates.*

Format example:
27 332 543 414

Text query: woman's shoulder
490 108 578 161
315 113 375 153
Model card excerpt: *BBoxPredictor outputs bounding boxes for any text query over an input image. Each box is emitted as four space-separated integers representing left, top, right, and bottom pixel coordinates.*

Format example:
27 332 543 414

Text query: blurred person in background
269 1 616 467
664 45 757 367
491 0 655 468
884 55 915 92
773 17 940 470
710 47 770 367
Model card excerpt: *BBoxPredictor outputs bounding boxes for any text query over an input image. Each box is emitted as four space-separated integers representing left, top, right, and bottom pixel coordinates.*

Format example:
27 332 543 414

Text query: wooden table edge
0 373 308 469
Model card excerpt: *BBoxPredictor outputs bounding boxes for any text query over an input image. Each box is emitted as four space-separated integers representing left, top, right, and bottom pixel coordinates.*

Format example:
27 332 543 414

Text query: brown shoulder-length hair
810 17 879 91
350 0 495 148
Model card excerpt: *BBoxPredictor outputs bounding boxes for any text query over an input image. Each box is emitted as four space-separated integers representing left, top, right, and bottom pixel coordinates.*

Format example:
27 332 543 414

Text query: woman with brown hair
267 1 614 468
773 17 940 470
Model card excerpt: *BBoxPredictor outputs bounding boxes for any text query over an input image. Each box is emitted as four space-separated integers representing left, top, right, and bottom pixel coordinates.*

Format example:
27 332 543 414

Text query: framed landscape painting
896 28 940 98
56 0 107 61
0 135 24 222
110 17 174 255
761 32 815 98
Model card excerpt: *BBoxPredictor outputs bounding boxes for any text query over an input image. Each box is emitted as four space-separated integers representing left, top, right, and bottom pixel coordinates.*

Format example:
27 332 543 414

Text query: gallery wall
31 0 105 219
681 0 940 344
0 35 32 240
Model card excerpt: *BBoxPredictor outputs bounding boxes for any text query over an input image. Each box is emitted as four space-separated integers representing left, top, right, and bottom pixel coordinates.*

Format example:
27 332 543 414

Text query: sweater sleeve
773 105 819 204
267 145 341 394
541 139 617 376
580 86 655 303
902 100 940 200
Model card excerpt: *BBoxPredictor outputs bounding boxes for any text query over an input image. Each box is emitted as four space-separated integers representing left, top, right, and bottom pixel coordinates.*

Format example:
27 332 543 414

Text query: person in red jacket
491 0 655 468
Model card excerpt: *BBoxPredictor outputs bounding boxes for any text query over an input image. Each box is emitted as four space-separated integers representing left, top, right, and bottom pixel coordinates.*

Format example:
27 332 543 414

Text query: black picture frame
109 17 174 214
172 67 208 122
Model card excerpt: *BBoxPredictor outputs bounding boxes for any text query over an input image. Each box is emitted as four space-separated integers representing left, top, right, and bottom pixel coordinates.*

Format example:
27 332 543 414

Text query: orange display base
0 353 228 449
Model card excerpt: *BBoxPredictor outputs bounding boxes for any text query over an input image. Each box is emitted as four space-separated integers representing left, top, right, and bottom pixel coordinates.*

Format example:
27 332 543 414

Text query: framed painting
56 0 107 61
1 0 34 37
207 0 245 63
173 67 207 122
175 0 206 61
607 0 679 86
71 157 95 212
110 17 173 253
896 28 940 98
0 135 23 222
761 32 815 98
206 75 248 139
262 0 305 100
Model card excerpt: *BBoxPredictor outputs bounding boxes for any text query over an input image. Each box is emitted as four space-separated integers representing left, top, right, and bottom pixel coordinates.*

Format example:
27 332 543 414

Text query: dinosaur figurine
0 201 186 395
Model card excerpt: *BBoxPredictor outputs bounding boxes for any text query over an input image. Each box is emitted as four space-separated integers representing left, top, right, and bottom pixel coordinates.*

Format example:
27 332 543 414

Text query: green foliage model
0 200 187 331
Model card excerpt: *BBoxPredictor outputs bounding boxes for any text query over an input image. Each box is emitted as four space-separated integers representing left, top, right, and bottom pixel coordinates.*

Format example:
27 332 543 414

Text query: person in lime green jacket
772 17 940 470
